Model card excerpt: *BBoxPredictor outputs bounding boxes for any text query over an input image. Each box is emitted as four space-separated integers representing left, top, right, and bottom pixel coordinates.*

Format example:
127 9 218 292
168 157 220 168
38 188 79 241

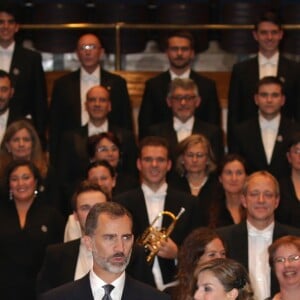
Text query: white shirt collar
0 41 15 53
169 68 191 80
80 66 100 82
258 52 279 66
90 269 125 300
141 182 168 198
247 220 274 238
259 113 280 130
88 119 108 136
173 116 194 131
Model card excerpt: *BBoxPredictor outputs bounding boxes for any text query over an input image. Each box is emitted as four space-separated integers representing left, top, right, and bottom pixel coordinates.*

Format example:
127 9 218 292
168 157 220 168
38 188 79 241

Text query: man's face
254 83 285 120
137 145 171 190
166 37 194 71
0 12 19 47
167 86 200 122
84 213 134 277
253 21 283 57
0 76 13 114
85 86 111 123
74 190 107 232
76 34 103 74
242 174 279 227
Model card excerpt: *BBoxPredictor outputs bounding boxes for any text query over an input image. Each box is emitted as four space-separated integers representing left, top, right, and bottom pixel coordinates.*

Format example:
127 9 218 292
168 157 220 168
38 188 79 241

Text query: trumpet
138 207 185 263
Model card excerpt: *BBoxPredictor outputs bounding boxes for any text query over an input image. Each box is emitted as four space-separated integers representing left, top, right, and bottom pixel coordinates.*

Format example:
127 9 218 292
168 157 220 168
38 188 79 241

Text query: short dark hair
254 10 282 31
85 202 132 236
86 160 116 179
0 69 13 86
71 180 109 212
138 136 170 158
255 76 284 94
165 30 195 50
0 3 20 23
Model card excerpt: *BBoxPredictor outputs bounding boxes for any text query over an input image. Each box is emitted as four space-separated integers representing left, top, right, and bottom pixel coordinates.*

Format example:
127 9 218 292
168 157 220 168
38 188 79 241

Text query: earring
9 190 13 201
34 189 38 197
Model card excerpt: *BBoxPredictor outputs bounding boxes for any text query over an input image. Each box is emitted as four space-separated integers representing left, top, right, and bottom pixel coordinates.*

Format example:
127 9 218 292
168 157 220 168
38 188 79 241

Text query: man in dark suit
146 78 223 163
115 136 198 290
217 171 300 299
227 10 300 146
0 4 48 146
49 33 132 165
57 85 137 211
39 202 170 300
138 30 220 139
229 76 300 179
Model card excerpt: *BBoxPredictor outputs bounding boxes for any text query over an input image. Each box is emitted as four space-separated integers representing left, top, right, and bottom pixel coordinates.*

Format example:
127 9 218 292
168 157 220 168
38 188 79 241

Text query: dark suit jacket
49 68 132 165
57 124 138 214
229 116 300 179
227 55 300 145
147 118 224 163
37 239 154 294
216 221 300 297
9 44 48 146
138 70 220 139
39 273 170 300
115 186 198 284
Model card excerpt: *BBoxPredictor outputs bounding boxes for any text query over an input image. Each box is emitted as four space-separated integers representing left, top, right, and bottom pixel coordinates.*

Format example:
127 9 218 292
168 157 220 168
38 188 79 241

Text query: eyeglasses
171 95 197 103
274 254 300 264
247 191 276 200
290 148 300 155
79 44 99 51
96 145 119 153
184 152 207 159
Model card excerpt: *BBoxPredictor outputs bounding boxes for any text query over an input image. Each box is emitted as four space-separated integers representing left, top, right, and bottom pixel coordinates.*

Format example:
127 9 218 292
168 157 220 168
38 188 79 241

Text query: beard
93 249 132 274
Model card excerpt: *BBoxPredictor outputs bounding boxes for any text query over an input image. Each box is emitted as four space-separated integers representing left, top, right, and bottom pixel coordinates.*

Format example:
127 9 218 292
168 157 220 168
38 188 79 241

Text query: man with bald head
57 84 137 215
49 33 132 165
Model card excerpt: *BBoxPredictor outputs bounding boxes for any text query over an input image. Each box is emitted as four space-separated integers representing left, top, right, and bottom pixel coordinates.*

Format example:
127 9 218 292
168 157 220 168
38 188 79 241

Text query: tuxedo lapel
252 118 269 165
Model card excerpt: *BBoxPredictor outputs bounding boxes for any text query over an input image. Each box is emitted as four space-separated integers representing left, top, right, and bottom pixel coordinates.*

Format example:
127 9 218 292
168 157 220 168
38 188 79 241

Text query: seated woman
194 258 254 300
0 120 60 209
64 160 116 241
276 133 300 227
88 132 139 195
166 227 226 299
0 160 64 300
168 134 219 226
208 153 247 228
267 235 300 300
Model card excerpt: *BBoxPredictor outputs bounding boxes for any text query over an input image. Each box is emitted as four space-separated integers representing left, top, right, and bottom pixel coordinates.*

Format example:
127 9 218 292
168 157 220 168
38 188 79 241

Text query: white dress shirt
173 116 194 142
0 42 14 72
258 52 279 79
74 238 93 280
90 269 125 300
169 68 191 80
80 66 100 125
142 182 168 290
259 113 280 164
0 109 9 144
247 220 274 300
88 119 108 136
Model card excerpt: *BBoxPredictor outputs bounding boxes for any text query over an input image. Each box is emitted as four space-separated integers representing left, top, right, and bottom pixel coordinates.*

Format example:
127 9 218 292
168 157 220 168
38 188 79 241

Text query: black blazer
147 118 224 163
227 54 300 145
138 70 220 139
217 221 300 297
229 116 300 179
115 186 198 284
49 68 132 165
39 273 170 300
9 44 48 145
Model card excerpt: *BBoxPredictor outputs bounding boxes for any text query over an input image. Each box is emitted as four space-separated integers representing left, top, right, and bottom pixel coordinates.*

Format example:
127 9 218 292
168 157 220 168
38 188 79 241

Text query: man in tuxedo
57 85 137 211
49 33 132 165
115 136 198 290
138 30 220 139
37 181 108 294
40 202 170 300
229 76 300 180
227 10 300 146
146 78 224 163
217 171 300 299
0 4 48 147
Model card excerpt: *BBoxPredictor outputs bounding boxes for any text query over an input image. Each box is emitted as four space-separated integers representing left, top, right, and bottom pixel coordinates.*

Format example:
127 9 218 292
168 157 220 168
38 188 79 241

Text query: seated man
39 202 170 300
217 171 300 299
146 78 224 163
